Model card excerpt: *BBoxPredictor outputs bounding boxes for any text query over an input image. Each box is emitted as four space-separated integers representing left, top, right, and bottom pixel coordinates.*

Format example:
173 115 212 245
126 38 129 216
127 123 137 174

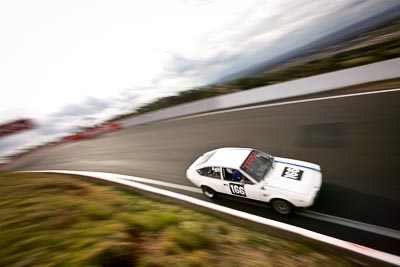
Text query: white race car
186 147 322 215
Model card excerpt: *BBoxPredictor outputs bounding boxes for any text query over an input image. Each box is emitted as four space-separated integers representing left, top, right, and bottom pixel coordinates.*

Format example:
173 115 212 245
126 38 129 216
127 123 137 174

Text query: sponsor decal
282 167 303 180
274 160 320 172
241 150 258 170
229 183 246 197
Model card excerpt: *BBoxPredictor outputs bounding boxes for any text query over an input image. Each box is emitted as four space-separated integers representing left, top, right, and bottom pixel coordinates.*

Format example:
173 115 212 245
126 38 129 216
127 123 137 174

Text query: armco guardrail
119 58 400 128
28 170 400 266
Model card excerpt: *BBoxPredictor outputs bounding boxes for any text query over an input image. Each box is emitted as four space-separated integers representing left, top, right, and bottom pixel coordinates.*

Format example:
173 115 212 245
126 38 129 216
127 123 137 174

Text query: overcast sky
0 0 398 160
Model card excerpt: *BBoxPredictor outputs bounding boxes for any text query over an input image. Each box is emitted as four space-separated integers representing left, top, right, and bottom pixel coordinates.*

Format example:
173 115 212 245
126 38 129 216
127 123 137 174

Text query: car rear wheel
201 186 217 199
271 199 292 215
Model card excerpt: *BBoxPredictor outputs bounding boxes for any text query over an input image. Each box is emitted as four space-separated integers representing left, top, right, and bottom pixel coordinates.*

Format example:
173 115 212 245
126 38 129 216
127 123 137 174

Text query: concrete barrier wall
120 58 400 128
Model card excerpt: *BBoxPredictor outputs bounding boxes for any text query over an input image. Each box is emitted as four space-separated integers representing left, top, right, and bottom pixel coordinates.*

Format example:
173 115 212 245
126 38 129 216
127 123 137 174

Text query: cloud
163 51 240 83
166 55 197 75
119 0 400 97
54 97 111 117
187 0 400 82
0 138 22 151
1 0 399 160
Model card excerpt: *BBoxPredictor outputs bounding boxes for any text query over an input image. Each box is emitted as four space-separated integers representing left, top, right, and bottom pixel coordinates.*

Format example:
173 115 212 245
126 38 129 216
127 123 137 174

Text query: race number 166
229 184 246 196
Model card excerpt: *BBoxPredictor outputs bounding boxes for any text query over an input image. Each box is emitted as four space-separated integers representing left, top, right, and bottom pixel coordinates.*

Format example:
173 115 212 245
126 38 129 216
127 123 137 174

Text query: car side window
222 168 243 182
197 167 221 179
222 168 254 184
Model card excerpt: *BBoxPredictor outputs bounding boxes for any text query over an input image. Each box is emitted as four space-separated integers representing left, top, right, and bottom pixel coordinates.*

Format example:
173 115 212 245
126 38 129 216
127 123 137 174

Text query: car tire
201 186 217 199
271 199 292 215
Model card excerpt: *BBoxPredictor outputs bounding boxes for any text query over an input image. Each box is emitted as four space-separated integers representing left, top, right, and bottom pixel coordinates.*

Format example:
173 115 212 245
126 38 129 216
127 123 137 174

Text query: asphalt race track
6 89 400 255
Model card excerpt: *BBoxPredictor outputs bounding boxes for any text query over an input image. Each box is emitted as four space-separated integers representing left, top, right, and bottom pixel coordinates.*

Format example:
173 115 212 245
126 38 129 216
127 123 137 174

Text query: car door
221 168 260 200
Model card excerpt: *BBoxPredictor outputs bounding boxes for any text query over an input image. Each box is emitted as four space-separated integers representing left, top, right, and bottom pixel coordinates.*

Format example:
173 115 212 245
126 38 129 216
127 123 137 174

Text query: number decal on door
229 184 246 197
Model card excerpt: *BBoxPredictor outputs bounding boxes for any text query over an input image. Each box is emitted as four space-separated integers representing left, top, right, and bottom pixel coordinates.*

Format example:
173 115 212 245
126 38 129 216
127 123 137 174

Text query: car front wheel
271 199 292 215
201 186 217 199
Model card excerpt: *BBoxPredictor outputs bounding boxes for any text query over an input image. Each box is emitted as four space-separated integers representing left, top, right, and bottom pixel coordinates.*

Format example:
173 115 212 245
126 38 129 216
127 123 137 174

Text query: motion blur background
1 0 400 263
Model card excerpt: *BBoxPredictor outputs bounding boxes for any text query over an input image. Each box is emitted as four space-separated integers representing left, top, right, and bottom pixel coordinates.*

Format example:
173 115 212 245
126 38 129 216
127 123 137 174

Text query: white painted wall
120 58 400 128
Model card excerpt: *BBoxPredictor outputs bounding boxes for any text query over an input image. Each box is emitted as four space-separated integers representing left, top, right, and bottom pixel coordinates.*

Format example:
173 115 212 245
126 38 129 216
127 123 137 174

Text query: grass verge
0 172 359 266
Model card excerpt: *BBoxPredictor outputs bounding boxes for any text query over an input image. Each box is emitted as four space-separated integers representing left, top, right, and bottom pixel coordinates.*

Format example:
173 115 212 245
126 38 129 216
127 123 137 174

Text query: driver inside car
227 168 243 182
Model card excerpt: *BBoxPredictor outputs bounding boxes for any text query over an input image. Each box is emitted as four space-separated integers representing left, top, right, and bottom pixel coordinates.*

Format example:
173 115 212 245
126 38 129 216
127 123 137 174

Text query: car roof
204 147 252 169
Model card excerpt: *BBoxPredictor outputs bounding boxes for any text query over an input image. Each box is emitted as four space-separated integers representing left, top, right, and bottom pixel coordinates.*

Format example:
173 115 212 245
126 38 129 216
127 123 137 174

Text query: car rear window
197 151 216 166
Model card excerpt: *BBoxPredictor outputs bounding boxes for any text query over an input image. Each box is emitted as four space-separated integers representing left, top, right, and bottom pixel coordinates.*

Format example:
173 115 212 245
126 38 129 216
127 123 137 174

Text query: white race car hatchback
186 147 322 215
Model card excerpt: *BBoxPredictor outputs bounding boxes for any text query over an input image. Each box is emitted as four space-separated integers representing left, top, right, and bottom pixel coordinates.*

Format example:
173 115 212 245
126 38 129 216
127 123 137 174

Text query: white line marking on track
296 210 400 240
25 170 400 266
169 88 400 122
117 175 202 193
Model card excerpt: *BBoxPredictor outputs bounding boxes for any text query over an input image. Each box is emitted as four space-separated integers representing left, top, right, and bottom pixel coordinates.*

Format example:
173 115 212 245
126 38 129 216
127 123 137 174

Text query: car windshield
240 150 273 182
